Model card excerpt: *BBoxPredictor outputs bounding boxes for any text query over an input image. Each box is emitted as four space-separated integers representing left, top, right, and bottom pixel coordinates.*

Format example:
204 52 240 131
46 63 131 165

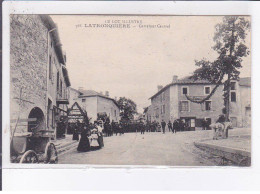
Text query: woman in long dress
77 126 91 152
72 125 79 141
96 123 104 148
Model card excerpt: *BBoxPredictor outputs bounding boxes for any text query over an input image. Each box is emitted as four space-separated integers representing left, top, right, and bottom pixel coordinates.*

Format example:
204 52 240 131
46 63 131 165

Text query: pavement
194 128 251 166
57 130 221 166
54 128 251 166
52 135 78 155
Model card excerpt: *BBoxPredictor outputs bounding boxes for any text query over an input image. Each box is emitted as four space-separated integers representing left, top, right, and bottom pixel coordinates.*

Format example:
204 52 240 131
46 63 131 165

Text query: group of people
103 120 124 137
161 119 187 134
140 119 187 134
72 121 104 152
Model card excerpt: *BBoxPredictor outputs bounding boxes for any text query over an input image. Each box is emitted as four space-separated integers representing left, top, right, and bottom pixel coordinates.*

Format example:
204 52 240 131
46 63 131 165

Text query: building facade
229 77 251 127
146 76 251 130
69 89 120 123
10 15 71 139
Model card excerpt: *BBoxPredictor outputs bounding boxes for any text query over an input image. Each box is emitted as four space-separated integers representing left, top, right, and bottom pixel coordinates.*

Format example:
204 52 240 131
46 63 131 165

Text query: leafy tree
186 16 250 125
117 97 138 122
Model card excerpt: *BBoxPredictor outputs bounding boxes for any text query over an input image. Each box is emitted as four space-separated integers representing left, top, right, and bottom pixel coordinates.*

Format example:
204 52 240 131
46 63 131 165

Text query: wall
145 105 153 122
229 82 251 128
170 85 179 121
239 86 251 127
150 87 171 123
178 84 224 123
229 81 248 128
69 88 81 106
80 96 98 123
10 15 48 133
97 96 120 122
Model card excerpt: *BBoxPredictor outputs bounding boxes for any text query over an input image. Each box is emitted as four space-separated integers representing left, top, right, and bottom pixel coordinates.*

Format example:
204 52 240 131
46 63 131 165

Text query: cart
11 129 58 164
10 117 58 164
10 88 58 163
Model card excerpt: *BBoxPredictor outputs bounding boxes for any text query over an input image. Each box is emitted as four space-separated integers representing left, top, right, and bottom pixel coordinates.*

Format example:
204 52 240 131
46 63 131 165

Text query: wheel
19 150 39 163
44 142 58 164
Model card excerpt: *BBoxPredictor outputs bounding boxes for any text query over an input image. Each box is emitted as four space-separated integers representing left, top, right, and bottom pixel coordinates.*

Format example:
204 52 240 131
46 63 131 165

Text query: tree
117 97 138 122
185 16 250 134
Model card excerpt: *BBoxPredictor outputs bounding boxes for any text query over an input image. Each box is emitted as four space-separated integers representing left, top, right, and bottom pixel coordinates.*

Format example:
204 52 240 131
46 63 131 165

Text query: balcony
56 91 69 105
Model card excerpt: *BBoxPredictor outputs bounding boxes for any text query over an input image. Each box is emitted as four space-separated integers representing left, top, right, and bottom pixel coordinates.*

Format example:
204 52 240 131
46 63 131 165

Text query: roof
62 65 71 87
70 87 83 94
78 90 119 108
39 15 66 65
149 76 212 100
239 77 251 87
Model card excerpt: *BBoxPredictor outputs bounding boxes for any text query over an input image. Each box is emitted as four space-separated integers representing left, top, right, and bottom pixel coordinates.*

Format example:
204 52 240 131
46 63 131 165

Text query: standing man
172 119 178 134
161 120 166 134
167 121 172 132
179 119 185 132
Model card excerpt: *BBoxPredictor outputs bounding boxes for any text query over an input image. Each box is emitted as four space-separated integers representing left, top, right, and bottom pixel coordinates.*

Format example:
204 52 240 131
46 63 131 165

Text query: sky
51 15 251 113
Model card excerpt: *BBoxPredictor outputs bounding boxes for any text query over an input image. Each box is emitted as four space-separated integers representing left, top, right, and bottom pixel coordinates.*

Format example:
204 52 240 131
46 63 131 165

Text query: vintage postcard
6 14 251 167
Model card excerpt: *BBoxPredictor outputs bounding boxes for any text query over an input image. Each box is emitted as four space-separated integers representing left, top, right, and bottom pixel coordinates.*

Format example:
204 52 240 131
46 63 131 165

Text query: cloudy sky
51 15 251 113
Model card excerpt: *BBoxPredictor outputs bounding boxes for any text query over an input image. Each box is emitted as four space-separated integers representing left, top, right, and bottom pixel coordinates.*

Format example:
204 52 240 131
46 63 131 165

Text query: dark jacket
161 121 166 128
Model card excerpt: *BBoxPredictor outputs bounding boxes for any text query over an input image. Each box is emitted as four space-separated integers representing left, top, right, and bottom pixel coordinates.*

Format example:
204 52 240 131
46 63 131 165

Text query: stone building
146 75 251 130
229 77 251 127
10 15 71 139
147 76 224 130
69 88 120 123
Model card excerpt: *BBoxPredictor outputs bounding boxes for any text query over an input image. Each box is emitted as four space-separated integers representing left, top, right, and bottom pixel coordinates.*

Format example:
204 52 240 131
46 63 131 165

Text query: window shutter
201 103 205 111
179 101 182 111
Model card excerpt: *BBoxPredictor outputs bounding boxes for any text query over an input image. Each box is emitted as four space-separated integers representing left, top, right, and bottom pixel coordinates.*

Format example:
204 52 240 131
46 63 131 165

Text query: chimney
105 91 109 97
157 85 163 92
172 75 178 83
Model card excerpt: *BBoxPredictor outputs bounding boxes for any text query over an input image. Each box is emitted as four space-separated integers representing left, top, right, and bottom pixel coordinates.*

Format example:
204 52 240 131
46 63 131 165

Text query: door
180 117 196 131
245 107 251 127
230 117 237 128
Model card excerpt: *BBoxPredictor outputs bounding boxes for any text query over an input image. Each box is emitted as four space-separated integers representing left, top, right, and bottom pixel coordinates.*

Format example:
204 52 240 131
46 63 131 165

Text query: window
231 82 236 90
82 98 86 103
182 87 188 95
47 99 52 128
162 92 165 101
204 86 211 95
205 101 211 111
60 81 63 97
161 105 165 114
180 101 189 111
114 110 116 116
57 72 59 92
155 108 159 118
49 56 52 80
191 119 195 127
52 106 55 128
231 92 236 102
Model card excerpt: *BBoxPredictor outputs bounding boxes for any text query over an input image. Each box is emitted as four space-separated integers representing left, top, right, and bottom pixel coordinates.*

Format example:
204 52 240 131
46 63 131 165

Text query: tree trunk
225 20 235 139
225 73 231 138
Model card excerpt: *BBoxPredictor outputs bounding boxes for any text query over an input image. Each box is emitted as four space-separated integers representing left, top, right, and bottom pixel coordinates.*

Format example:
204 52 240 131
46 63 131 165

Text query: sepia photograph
8 14 251 166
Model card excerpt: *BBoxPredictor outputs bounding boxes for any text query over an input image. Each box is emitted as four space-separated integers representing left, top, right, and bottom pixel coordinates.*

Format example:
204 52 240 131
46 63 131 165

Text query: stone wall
178 84 224 123
170 85 179 121
239 86 251 127
10 15 48 132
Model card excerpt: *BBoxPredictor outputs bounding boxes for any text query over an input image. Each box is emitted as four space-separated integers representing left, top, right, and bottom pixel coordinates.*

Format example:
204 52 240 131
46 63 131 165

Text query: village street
58 130 219 166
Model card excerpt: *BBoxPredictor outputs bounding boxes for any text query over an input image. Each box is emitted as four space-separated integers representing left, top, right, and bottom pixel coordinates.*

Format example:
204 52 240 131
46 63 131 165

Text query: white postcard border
2 1 260 190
